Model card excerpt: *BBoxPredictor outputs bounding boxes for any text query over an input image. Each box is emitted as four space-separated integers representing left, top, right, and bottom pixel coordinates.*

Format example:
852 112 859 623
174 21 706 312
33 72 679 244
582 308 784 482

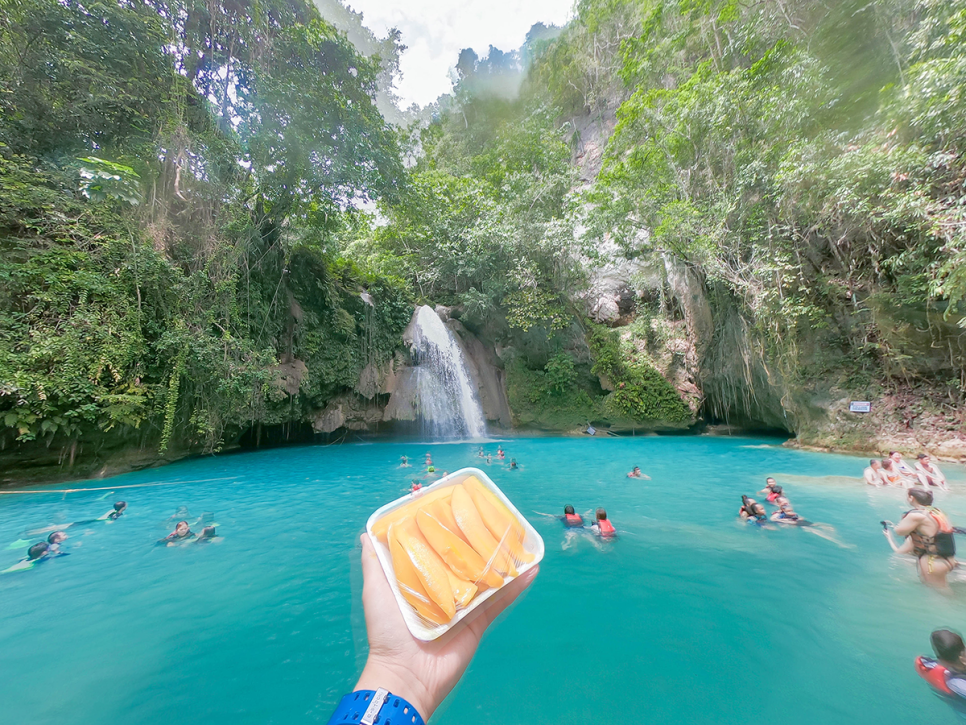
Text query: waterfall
409 305 487 439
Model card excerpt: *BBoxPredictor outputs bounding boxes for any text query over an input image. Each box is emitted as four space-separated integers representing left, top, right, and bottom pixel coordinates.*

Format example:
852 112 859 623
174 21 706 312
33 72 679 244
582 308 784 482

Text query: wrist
355 656 435 721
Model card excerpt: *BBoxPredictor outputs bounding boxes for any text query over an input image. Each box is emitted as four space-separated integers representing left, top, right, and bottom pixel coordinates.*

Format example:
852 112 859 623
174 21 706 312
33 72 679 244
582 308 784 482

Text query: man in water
879 459 905 487
890 451 918 484
626 467 650 479
509 459 518 470
883 488 956 589
759 478 782 502
102 501 127 521
863 459 885 486
194 526 220 544
916 629 966 716
399 456 410 468
25 501 127 537
916 454 948 490
158 520 195 546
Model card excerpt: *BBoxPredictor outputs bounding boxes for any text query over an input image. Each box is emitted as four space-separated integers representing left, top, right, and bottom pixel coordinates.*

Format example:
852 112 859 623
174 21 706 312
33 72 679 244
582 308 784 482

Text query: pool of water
1 436 965 724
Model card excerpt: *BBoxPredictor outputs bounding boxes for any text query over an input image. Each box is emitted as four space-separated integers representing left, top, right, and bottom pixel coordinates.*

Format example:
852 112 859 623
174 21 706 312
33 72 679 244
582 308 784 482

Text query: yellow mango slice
451 486 518 578
371 488 453 543
415 509 504 589
445 569 478 608
465 479 534 564
387 524 449 625
425 498 470 545
394 519 456 619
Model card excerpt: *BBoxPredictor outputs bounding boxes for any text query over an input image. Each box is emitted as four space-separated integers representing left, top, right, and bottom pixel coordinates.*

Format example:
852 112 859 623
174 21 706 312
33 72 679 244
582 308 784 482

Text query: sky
343 0 574 108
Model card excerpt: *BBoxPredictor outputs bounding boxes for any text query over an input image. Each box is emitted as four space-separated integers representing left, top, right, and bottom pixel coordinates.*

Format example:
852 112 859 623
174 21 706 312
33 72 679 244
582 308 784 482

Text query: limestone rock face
312 394 384 433
591 296 620 324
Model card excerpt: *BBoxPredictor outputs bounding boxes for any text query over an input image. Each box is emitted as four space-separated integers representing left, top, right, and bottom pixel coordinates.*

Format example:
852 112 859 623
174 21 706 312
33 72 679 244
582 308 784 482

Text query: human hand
354 533 538 720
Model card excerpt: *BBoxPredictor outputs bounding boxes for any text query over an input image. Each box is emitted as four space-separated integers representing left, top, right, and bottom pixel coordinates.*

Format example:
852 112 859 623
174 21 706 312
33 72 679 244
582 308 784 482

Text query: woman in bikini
883 488 957 589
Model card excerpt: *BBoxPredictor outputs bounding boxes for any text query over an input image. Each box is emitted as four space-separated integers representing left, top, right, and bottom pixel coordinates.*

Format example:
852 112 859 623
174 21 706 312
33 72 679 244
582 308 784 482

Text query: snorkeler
883 488 956 589
562 505 583 527
159 521 196 546
591 508 616 538
759 478 782 502
917 629 966 714
738 496 767 522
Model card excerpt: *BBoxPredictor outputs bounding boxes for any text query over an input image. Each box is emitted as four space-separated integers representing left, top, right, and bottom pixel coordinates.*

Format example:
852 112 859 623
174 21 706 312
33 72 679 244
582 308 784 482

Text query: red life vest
917 656 953 695
597 519 616 536
565 513 583 526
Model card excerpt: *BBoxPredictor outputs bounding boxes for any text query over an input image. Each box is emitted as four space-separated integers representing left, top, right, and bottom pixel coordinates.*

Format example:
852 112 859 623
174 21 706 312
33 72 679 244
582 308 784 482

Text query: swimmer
2 541 66 573
497 447 505 460
46 531 68 553
738 495 767 522
759 478 782 502
509 459 519 470
400 455 410 468
194 526 221 544
626 466 650 479
24 501 128 536
890 451 919 484
410 480 423 496
158 520 195 546
863 459 885 486
883 488 957 589
591 508 616 538
880 458 905 487
917 629 966 713
477 447 485 458
562 505 583 527
916 454 948 490
770 500 807 524
486 454 492 465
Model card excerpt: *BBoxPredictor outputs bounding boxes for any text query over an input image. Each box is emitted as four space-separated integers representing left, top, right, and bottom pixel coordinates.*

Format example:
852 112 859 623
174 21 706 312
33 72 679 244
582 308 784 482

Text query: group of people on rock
864 451 947 489
3 502 221 573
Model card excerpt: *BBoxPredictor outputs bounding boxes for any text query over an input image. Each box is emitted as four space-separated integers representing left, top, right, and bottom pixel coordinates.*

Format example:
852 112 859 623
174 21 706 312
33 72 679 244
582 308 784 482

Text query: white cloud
345 0 573 108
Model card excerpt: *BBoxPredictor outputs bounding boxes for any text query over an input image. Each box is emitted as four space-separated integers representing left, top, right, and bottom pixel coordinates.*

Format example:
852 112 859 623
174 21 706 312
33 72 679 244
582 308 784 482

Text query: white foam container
366 467 544 641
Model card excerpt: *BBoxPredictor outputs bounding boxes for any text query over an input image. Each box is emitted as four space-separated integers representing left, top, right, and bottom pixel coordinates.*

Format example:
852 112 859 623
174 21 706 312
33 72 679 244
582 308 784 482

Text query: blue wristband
327 689 425 725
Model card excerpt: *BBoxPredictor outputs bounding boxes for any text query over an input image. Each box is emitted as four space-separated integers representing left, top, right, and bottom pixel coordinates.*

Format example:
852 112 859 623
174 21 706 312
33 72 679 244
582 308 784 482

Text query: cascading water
409 305 487 439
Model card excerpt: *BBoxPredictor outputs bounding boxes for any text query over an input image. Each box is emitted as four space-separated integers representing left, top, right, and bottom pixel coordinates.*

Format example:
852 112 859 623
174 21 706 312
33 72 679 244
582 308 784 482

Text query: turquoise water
1 436 965 724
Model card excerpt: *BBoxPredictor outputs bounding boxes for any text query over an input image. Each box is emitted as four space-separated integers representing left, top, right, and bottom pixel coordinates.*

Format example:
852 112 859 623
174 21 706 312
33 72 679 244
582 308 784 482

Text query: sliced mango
394 519 456 619
425 498 470 545
451 485 518 578
465 479 534 564
445 568 478 608
387 524 449 625
415 508 504 589
371 487 453 543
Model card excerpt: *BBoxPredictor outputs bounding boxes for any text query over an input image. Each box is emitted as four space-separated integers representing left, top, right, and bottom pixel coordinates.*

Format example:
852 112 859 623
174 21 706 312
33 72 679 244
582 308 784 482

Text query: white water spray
409 306 487 439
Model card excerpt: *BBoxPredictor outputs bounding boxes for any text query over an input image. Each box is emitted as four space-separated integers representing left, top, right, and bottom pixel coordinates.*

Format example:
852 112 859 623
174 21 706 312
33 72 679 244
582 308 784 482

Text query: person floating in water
738 496 767 523
410 480 423 496
759 478 782 502
916 454 948 490
626 467 650 479
477 447 485 458
2 540 69 573
497 447 505 461
509 459 519 470
771 499 806 524
159 521 195 546
399 455 410 468
883 488 956 589
917 629 966 715
863 459 885 486
46 531 68 553
194 526 221 544
25 501 128 537
562 505 583 527
591 508 616 538
890 450 919 484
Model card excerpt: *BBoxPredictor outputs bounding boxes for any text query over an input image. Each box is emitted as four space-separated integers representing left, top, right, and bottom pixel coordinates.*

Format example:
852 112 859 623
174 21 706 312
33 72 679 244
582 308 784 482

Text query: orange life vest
597 519 616 536
565 513 582 526
917 656 954 695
